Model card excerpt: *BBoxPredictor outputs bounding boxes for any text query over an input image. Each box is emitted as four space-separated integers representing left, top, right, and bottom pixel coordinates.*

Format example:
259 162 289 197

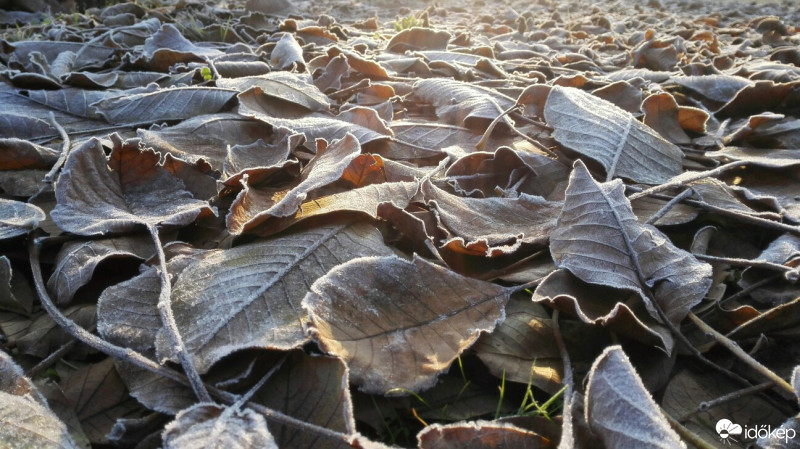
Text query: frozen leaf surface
0 198 45 240
0 351 80 449
303 255 510 394
51 135 213 235
156 222 396 373
585 346 685 449
544 85 683 184
550 161 711 325
162 403 277 449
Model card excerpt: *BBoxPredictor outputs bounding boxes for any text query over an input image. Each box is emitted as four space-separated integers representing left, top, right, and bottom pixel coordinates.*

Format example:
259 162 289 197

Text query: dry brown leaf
550 161 712 326
51 134 214 236
156 222 396 373
304 255 511 394
544 86 684 184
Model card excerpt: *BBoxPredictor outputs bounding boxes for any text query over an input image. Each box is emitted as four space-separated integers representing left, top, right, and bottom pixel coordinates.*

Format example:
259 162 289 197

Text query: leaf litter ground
1 0 800 447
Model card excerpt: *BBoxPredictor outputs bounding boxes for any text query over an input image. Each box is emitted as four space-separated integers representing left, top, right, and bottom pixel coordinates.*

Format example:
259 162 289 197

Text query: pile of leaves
1 0 800 447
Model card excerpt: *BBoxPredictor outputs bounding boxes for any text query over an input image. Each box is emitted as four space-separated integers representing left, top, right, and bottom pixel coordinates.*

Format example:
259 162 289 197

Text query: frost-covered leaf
0 138 59 169
252 351 355 449
303 255 510 394
162 403 278 449
544 86 683 184
229 180 419 237
585 346 685 449
92 87 236 125
47 235 154 305
0 198 45 240
156 222 396 373
411 78 515 129
417 420 550 449
227 133 361 230
51 134 213 236
0 351 81 449
216 72 329 112
550 161 711 326
532 269 674 353
387 27 451 53
239 88 392 146
422 180 559 257
270 33 305 70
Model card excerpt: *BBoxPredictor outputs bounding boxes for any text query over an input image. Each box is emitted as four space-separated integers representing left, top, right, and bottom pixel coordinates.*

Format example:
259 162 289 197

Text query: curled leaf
550 161 711 326
51 135 214 236
585 346 686 449
162 403 277 449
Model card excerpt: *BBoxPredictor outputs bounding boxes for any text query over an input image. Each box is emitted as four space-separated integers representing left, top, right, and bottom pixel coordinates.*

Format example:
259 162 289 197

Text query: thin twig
718 273 782 307
687 312 795 396
678 381 773 422
27 236 353 444
663 410 719 449
628 160 749 201
148 225 211 403
29 236 189 387
27 338 79 378
629 186 800 237
29 112 71 202
328 78 370 100
644 188 694 225
693 253 797 274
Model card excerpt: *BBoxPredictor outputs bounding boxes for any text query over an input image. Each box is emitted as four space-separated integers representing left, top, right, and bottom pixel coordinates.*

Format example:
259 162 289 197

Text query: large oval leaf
303 255 510 394
550 161 711 326
51 135 213 236
544 85 684 184
155 222 396 373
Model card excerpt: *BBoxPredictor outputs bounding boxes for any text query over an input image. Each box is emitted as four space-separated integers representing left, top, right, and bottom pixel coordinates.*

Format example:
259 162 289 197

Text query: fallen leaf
473 297 562 394
162 403 278 449
550 161 712 326
60 358 139 445
387 28 451 53
156 222 396 373
417 420 551 449
303 254 510 394
51 134 214 236
47 235 154 305
92 86 237 125
585 346 686 448
251 351 355 448
544 86 684 184
0 198 45 240
270 33 305 71
0 351 81 449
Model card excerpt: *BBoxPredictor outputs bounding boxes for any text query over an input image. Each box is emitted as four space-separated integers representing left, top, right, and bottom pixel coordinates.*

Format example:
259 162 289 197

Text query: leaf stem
29 112 72 202
148 224 211 403
628 160 749 201
687 312 795 396
678 381 773 422
662 410 719 449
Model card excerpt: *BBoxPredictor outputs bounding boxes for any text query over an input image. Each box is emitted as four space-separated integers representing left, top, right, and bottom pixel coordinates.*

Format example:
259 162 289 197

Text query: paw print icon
716 419 743 445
